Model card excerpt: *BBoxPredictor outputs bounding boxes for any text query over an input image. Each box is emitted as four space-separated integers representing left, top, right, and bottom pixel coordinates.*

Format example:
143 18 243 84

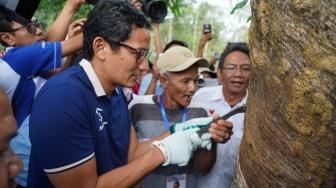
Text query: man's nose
35 27 43 36
232 67 244 76
139 58 149 72
188 81 197 92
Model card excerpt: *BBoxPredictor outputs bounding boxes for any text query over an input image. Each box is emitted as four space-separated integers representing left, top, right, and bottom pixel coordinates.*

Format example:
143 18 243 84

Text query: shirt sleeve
3 41 62 78
29 84 94 173
138 73 153 95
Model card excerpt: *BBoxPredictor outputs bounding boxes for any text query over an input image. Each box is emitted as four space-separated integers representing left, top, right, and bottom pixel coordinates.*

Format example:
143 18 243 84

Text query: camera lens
144 0 167 23
198 75 205 88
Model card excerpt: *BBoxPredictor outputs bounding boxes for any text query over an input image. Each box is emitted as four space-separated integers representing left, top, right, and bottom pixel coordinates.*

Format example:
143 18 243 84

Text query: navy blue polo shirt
28 59 131 188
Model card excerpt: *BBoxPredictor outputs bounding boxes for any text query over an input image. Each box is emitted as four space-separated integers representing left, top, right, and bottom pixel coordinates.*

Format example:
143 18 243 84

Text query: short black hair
218 42 249 70
0 5 31 47
0 5 30 32
163 40 188 52
83 0 151 60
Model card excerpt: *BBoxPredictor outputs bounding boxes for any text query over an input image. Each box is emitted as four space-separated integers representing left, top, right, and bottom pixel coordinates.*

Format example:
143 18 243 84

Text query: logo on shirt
96 108 107 131
209 108 215 115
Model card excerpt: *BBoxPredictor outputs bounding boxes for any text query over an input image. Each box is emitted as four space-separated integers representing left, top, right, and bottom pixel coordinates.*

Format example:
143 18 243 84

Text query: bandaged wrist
152 141 168 164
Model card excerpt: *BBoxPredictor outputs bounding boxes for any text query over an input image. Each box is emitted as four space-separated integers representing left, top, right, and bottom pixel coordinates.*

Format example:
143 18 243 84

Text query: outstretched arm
45 0 86 41
128 126 169 162
48 148 165 188
196 33 212 58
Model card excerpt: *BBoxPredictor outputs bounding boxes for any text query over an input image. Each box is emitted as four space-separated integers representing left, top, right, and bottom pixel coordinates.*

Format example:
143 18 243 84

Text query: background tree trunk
233 0 336 187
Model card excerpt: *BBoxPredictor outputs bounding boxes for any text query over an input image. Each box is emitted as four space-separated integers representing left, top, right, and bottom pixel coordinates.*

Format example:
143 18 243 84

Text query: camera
85 0 167 24
203 23 211 34
86 0 98 4
198 74 205 88
142 0 167 23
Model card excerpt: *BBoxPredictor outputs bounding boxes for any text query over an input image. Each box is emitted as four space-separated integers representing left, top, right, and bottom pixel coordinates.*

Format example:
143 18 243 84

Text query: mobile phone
203 24 211 34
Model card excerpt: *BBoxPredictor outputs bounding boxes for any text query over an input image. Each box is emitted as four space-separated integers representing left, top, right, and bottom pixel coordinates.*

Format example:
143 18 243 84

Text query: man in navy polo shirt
28 1 231 187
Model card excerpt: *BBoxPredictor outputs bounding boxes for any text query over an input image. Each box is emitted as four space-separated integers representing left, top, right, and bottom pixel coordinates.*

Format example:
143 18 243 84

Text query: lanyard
159 94 187 130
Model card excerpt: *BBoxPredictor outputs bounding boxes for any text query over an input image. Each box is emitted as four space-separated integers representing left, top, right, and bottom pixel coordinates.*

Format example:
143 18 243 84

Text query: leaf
230 0 248 15
247 15 252 22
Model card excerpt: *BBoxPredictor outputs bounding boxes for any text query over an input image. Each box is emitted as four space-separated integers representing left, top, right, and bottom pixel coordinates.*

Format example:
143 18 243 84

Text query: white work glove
170 117 214 151
200 132 212 150
153 130 205 166
170 117 213 133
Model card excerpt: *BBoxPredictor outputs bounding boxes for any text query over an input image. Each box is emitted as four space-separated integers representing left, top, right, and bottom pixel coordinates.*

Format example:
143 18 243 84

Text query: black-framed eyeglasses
105 39 151 63
7 22 39 34
222 64 251 75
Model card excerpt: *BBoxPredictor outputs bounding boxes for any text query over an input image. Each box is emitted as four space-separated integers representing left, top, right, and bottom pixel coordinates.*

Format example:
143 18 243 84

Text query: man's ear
216 68 222 85
92 37 106 61
0 32 15 46
159 73 169 89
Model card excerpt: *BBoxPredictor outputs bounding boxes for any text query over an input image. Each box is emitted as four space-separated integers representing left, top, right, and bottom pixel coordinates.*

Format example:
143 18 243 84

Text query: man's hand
208 117 233 144
170 116 233 150
199 33 213 47
152 130 203 166
67 19 86 39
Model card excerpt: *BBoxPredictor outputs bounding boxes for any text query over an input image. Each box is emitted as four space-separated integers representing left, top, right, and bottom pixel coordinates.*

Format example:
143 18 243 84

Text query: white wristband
152 141 168 164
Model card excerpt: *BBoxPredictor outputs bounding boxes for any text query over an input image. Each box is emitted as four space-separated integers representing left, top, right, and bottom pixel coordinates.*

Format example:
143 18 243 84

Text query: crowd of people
0 0 251 188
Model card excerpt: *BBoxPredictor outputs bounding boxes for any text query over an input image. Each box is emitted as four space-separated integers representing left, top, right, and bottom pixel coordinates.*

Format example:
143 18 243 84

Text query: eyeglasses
7 22 40 34
222 64 251 75
105 39 151 63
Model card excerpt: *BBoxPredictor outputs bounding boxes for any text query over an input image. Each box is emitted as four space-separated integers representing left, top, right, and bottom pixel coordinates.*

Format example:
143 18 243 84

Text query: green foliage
230 0 248 15
152 1 226 61
34 0 225 61
34 0 91 29
163 0 183 16
247 15 251 22
230 0 251 23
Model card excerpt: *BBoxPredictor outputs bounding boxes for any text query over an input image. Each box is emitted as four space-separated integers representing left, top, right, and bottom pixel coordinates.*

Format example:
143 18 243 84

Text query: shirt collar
210 85 225 101
5 47 13 53
79 59 106 97
211 85 248 105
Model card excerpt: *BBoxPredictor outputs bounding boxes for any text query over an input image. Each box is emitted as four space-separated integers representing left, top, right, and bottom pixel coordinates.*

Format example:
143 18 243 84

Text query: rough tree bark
232 0 336 187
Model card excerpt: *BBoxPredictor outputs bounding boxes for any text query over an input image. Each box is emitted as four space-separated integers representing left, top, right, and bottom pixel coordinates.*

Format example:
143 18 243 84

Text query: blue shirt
138 73 163 95
0 41 62 125
28 59 131 188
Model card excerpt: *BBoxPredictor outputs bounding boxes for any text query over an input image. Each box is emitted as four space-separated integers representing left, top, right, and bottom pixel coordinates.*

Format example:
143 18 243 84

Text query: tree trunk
233 0 336 187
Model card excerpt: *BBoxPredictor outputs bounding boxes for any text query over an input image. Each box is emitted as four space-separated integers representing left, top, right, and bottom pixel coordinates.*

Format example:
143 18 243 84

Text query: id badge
166 174 186 188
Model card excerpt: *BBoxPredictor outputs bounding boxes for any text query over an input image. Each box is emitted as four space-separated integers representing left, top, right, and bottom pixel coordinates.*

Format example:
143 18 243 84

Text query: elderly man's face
161 64 199 107
0 91 22 188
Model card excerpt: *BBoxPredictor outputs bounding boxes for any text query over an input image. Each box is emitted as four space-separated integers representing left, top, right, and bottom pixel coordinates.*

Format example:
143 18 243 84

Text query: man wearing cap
129 46 233 188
